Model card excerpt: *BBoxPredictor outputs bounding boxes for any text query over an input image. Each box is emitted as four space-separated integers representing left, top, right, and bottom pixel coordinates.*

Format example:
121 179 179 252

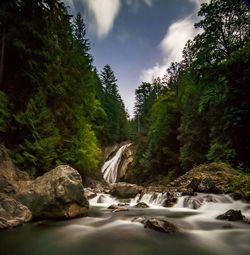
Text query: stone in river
144 218 179 233
216 209 244 221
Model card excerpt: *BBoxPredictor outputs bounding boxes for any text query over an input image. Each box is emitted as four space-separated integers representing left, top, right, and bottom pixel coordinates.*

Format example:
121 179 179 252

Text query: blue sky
63 0 206 115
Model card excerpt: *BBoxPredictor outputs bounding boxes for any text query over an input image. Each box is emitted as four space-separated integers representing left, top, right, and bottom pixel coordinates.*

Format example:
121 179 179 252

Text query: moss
169 162 250 196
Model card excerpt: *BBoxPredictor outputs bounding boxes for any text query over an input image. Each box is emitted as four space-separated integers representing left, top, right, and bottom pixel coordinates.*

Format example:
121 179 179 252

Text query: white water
101 144 131 183
89 191 250 226
2 190 249 255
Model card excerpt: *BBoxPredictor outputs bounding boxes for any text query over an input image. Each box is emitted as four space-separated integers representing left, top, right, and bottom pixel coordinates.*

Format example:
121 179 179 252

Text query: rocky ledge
0 161 89 229
167 163 250 201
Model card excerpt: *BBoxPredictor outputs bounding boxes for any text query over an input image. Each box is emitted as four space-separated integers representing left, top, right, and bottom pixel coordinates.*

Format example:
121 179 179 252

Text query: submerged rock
15 165 89 219
112 207 129 213
133 202 149 208
229 192 243 201
184 196 204 209
132 216 147 223
144 218 178 233
107 204 119 210
84 188 97 200
216 209 244 221
110 182 143 198
0 194 32 229
117 202 129 207
161 192 178 207
96 194 107 203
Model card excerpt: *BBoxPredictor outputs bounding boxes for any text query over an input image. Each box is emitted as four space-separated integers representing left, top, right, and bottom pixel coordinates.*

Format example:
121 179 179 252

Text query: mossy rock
168 163 250 198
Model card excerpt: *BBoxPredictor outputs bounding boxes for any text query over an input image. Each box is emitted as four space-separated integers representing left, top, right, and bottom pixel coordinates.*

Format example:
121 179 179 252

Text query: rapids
1 191 250 255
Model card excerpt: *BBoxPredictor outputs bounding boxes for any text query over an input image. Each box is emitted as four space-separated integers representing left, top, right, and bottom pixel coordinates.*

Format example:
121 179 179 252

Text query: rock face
102 143 133 183
0 161 30 196
118 144 133 180
15 165 89 219
110 182 143 198
0 194 32 229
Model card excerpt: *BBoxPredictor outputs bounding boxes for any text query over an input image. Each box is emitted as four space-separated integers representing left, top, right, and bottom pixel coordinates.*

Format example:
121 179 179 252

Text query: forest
0 0 250 184
1 1 250 254
130 0 250 184
0 0 129 177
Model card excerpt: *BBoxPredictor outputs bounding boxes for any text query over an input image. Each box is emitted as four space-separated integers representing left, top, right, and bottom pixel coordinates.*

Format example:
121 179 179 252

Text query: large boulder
15 165 89 219
0 193 32 229
110 182 143 198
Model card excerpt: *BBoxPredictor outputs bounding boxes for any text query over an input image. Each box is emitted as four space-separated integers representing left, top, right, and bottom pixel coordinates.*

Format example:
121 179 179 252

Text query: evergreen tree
99 64 129 144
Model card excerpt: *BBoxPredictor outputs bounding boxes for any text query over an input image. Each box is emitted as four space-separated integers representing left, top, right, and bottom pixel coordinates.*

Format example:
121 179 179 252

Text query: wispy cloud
83 0 121 39
143 0 154 7
126 0 154 7
140 0 206 82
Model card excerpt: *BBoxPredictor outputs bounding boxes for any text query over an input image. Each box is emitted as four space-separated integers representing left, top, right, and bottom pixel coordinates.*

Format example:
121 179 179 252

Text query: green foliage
131 0 250 184
99 64 129 144
207 143 236 163
146 91 181 175
0 2 129 177
63 121 101 175
178 75 209 171
12 90 60 175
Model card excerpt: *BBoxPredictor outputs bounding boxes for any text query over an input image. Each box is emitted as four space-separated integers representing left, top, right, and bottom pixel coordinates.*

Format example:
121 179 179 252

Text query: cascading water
1 187 250 255
101 144 131 184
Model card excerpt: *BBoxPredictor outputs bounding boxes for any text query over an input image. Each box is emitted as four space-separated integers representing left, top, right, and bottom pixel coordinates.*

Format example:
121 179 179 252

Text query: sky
63 0 207 116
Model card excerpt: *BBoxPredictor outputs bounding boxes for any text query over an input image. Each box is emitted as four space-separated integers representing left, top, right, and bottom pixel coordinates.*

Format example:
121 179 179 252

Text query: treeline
0 1 128 176
130 0 250 184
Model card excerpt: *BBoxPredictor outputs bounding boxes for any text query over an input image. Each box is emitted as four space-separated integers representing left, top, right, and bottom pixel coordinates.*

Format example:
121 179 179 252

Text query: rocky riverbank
0 161 89 229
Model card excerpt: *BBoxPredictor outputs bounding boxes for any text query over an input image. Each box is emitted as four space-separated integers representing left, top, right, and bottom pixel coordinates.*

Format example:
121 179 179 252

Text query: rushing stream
0 191 250 255
0 145 250 255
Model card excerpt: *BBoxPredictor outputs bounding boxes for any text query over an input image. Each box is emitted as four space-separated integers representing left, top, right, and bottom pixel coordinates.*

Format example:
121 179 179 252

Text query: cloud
63 0 76 13
140 0 206 82
83 0 120 38
143 0 153 7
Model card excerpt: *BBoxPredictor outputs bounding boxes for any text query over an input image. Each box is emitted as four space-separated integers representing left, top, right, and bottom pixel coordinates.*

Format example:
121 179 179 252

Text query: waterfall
101 144 131 184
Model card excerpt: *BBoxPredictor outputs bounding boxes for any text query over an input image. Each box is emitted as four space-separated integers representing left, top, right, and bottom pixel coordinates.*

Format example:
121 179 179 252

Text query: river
0 192 250 255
